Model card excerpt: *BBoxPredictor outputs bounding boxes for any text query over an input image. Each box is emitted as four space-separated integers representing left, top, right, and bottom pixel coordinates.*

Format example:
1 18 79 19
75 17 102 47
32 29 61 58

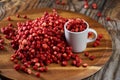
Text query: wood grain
0 8 112 80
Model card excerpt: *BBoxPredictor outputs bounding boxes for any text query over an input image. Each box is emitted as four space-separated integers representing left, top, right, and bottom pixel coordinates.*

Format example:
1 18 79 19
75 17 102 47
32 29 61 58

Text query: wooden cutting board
0 8 112 80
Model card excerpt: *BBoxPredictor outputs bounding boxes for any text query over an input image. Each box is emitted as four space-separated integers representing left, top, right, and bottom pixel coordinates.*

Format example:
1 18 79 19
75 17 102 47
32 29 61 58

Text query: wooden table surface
0 0 120 80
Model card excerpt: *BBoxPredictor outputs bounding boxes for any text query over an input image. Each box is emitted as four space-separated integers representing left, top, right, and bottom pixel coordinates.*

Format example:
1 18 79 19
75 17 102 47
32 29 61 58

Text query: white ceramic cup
64 21 97 52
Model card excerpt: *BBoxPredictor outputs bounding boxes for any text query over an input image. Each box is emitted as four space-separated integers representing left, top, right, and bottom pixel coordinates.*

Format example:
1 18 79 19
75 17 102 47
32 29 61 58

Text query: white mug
64 21 97 52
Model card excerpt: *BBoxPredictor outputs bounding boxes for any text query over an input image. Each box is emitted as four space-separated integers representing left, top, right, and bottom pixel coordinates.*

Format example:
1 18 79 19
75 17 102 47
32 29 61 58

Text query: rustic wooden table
0 0 120 80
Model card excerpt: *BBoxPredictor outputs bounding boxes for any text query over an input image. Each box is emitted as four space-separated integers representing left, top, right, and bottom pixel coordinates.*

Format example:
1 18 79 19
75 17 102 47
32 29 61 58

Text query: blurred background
0 0 119 21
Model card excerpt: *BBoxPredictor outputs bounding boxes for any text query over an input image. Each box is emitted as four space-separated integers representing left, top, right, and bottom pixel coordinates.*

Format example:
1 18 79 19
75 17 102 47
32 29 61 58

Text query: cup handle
87 28 97 43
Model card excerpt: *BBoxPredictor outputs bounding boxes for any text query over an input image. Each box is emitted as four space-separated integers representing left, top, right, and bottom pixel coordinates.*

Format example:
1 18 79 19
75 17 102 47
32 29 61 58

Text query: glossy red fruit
26 69 32 74
0 39 4 44
33 65 38 71
0 45 4 50
89 55 95 60
106 17 111 21
62 53 67 58
88 32 93 37
72 60 77 66
7 17 11 21
92 3 97 9
84 2 89 9
35 72 40 77
98 34 103 39
76 62 81 67
44 67 48 72
14 64 21 71
61 1 65 5
38 67 44 72
61 61 68 66
84 52 89 57
16 14 20 18
97 12 102 17
95 40 100 45
42 43 48 49
10 57 15 61
21 65 26 71
8 23 13 27
93 42 98 47
13 59 18 64
56 0 60 4
82 63 88 67
23 15 27 19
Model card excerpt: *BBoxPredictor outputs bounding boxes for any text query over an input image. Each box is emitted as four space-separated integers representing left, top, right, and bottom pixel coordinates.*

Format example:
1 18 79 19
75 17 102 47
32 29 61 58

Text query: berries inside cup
66 18 87 32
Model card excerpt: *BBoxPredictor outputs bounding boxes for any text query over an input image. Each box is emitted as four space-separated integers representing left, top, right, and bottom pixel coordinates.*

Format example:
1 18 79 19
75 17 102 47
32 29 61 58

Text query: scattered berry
82 63 88 67
92 3 97 9
89 55 95 60
97 12 102 17
84 52 89 57
84 3 89 9
6 17 11 21
106 17 111 21
23 15 27 19
16 14 20 18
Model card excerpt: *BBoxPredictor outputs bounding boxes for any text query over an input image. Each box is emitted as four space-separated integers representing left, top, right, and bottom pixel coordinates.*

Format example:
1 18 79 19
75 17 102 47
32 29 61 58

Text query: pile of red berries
66 18 87 32
0 9 103 78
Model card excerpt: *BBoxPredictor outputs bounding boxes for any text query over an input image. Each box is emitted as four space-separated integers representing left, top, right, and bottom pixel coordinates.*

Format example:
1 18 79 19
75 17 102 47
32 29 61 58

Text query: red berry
93 42 98 47
98 34 103 39
16 14 20 18
35 72 40 77
97 12 102 17
14 64 21 71
38 67 44 72
35 62 40 67
95 40 100 45
89 55 95 60
6 17 11 21
33 65 38 71
8 23 13 27
0 45 4 50
44 67 48 72
21 65 26 71
84 52 89 57
26 69 32 74
76 62 81 67
96 37 101 41
84 3 89 9
71 60 77 66
88 32 93 37
76 58 82 64
56 0 60 4
71 54 78 59
13 59 18 64
23 15 27 19
106 17 111 21
61 1 65 5
42 43 48 49
62 53 67 58
10 57 15 61
61 61 67 66
92 3 97 9
82 63 88 67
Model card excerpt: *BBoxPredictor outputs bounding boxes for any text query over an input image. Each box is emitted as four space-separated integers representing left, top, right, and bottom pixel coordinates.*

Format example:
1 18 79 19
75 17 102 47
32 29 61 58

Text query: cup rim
64 21 89 34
